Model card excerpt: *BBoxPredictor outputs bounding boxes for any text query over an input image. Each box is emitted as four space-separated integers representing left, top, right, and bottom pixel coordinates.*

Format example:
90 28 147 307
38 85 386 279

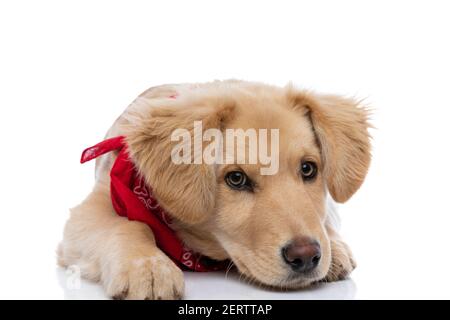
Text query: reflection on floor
56 267 356 300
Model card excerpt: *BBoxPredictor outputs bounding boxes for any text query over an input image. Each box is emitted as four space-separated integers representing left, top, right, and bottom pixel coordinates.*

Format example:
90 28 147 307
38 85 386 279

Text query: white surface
57 268 357 300
1 0 450 299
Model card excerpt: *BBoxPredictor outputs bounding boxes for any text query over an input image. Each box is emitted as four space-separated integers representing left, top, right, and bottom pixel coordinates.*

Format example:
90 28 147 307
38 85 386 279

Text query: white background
1 0 449 299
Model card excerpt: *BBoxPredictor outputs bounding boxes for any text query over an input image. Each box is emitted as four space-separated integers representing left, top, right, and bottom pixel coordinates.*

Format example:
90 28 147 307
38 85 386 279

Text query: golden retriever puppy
58 80 371 299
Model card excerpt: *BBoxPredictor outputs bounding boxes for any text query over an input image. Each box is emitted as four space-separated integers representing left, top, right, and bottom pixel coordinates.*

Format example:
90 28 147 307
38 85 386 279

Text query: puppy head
124 82 371 288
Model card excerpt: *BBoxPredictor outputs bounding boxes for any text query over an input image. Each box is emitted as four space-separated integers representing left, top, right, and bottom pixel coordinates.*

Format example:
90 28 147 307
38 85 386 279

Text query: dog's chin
232 257 326 290
239 270 321 290
282 271 325 289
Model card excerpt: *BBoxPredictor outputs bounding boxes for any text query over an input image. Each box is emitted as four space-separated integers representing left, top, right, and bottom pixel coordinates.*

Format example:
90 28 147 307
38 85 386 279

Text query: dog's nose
282 237 321 273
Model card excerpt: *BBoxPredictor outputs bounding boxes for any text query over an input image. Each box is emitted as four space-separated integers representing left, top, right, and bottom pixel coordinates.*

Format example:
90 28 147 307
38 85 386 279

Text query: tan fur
58 80 371 299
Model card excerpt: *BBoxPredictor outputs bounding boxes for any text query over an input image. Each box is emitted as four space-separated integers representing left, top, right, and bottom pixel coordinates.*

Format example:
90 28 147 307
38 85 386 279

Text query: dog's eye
300 161 318 181
225 171 252 191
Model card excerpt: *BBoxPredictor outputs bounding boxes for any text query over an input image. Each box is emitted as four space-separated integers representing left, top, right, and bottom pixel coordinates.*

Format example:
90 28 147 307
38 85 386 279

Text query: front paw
103 251 185 300
324 238 356 282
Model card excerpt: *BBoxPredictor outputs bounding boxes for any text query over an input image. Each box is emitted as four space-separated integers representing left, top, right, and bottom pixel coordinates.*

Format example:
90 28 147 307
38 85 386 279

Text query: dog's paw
103 251 185 300
323 238 356 282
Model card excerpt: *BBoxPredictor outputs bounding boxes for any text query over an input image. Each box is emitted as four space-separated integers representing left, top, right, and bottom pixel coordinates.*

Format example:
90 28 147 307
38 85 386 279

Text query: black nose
282 237 321 273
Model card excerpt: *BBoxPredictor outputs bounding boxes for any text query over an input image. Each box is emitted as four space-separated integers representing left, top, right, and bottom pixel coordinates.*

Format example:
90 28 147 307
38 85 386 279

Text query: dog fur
58 80 371 299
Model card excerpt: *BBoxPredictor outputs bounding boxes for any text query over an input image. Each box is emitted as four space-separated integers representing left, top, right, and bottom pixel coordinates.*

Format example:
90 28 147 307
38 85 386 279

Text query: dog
58 80 371 299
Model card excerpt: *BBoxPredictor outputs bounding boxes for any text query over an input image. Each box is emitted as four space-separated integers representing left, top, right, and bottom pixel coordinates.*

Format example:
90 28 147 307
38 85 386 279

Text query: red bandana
80 136 228 272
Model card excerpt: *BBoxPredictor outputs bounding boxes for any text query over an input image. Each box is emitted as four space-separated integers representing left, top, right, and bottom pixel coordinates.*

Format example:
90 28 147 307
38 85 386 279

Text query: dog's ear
123 96 235 224
288 89 371 203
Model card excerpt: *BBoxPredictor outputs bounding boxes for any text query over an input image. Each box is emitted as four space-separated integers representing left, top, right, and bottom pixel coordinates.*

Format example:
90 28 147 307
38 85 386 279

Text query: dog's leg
57 182 184 299
323 225 356 282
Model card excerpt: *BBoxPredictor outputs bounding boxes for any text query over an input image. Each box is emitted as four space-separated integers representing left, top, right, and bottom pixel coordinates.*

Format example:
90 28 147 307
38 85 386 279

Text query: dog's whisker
225 260 235 279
